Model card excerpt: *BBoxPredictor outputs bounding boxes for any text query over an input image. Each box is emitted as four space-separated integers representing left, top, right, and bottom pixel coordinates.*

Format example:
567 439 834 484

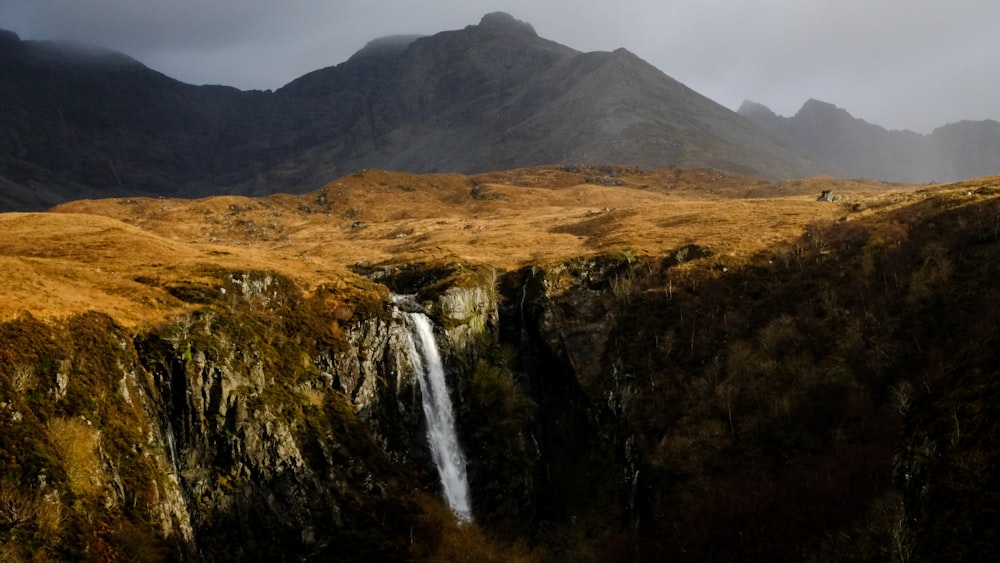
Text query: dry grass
47 417 103 497
0 481 63 561
3 165 995 327
301 388 326 408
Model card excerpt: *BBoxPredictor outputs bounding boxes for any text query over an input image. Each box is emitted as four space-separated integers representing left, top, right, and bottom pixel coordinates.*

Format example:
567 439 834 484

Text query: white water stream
399 308 473 522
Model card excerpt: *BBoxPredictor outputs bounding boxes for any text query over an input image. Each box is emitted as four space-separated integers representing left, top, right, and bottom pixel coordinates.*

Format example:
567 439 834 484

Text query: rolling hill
3 165 899 325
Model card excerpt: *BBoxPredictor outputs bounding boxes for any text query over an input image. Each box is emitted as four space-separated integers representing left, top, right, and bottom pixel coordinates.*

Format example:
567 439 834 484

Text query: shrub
47 417 102 497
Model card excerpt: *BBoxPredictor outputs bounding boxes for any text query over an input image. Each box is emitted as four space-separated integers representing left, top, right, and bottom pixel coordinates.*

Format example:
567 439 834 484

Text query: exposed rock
476 12 538 36
531 256 632 388
437 285 498 353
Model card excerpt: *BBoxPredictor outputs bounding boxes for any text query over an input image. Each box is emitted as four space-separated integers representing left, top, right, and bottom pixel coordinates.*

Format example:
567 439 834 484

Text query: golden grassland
2 165 995 326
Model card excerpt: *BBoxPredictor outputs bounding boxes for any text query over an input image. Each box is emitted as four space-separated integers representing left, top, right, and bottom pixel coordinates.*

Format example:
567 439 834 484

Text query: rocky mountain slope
740 98 1000 183
3 166 1000 560
0 13 828 212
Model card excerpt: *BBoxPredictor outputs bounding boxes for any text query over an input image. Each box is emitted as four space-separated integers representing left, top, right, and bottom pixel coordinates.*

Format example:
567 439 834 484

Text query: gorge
3 167 1000 560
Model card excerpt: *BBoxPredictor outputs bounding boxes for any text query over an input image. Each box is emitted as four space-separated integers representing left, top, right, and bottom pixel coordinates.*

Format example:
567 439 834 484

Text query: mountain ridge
739 98 1000 182
0 13 826 211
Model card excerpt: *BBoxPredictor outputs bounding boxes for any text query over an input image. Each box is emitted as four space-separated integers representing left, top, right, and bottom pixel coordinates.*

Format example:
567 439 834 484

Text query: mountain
739 98 1000 183
0 13 828 211
271 12 826 182
0 28 261 210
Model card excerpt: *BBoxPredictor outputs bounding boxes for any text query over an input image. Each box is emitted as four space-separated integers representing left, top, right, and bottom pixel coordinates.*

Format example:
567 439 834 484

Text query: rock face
132 276 434 560
0 270 508 560
0 255 625 559
477 11 538 35
499 259 642 532
0 14 828 211
739 98 1000 182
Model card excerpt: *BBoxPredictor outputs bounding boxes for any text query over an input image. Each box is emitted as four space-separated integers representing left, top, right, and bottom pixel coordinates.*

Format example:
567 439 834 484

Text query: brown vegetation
4 166 1000 560
2 165 935 327
46 417 103 497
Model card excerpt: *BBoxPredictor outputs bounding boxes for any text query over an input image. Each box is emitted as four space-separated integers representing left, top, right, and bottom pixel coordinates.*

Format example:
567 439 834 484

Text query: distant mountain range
2 12 997 212
0 13 826 211
739 99 1000 183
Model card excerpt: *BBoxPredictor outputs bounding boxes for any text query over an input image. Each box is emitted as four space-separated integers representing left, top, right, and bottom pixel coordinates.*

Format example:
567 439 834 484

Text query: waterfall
397 304 473 522
164 423 179 470
630 469 640 528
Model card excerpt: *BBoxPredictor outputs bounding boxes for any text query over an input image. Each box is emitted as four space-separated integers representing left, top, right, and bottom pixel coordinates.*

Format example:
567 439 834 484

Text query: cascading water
396 302 473 522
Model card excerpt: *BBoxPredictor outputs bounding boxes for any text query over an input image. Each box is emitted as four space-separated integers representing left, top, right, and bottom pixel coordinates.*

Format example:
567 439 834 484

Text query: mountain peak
797 98 848 117
0 28 20 44
349 34 422 61
0 28 23 55
741 96 1000 182
476 12 537 36
737 100 777 119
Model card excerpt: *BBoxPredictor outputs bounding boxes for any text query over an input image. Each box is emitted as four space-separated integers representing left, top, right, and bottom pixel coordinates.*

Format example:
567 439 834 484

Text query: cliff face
0 255 644 560
0 269 507 560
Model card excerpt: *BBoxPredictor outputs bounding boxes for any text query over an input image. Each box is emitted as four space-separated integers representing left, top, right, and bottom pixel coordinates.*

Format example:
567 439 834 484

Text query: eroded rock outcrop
0 269 510 561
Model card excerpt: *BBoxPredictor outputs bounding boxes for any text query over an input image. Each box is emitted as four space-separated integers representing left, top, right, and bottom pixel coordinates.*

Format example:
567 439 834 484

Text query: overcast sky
2 0 997 134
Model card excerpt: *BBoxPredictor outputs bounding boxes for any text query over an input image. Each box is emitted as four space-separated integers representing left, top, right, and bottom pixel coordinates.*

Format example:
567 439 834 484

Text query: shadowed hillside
0 13 827 212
